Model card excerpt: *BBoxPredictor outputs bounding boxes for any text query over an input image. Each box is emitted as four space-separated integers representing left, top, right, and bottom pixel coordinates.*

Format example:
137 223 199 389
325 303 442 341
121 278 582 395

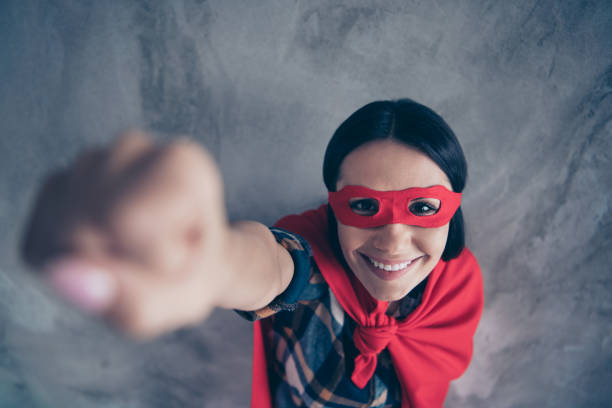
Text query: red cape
251 205 484 407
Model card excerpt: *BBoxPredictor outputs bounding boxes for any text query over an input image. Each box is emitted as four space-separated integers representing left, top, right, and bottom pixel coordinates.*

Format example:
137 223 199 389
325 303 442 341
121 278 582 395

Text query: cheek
337 224 369 257
416 225 449 256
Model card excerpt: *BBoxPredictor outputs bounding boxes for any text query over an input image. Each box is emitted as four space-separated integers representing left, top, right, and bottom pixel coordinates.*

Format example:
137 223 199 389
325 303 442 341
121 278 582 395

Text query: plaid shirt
237 228 427 408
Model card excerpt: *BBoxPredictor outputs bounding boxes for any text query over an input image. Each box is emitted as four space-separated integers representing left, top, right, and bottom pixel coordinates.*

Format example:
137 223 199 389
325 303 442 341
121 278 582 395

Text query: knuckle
115 130 151 144
110 131 152 157
105 132 155 177
159 140 221 190
161 139 206 166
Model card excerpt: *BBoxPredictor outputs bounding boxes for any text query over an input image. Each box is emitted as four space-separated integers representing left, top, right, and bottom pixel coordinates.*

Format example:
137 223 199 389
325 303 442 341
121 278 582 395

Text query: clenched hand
21 132 232 339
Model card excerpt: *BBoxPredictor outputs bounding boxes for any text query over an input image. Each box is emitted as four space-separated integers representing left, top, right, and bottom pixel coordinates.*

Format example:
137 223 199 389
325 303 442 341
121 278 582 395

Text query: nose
371 223 414 255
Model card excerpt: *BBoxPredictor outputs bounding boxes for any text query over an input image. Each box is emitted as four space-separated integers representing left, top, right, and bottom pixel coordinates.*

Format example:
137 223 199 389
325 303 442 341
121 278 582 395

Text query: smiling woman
248 99 483 408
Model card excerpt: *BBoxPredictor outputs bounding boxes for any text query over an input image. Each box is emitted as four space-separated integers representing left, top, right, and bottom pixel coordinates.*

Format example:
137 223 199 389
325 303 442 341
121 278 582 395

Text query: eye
408 199 440 216
348 198 379 216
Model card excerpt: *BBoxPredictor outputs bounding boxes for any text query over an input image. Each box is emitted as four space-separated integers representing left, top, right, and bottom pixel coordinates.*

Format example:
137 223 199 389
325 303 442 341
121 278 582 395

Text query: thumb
45 253 213 340
46 256 117 315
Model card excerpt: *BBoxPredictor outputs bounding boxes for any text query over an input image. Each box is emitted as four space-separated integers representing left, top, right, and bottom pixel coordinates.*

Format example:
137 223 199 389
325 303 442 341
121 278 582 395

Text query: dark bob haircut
323 98 467 261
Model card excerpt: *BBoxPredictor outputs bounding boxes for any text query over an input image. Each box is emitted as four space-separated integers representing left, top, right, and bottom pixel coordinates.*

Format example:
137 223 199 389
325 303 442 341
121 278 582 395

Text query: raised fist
21 131 230 339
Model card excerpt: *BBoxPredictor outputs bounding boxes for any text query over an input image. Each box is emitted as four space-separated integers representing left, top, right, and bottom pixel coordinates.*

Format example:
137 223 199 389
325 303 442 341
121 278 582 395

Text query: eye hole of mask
348 198 379 216
408 198 441 216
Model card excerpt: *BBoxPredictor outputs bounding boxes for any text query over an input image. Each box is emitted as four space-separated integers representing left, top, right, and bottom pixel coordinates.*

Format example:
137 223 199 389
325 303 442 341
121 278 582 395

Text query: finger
67 221 112 259
21 147 110 268
108 258 211 339
105 130 155 176
45 254 212 339
105 181 202 274
105 142 224 274
67 208 200 279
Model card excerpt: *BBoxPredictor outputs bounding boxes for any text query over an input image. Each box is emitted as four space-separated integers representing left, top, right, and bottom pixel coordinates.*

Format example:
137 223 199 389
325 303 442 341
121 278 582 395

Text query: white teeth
367 256 413 272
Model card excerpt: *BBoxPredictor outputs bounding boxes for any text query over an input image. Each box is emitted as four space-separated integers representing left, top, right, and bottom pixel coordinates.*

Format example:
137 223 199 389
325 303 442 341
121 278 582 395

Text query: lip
359 253 423 281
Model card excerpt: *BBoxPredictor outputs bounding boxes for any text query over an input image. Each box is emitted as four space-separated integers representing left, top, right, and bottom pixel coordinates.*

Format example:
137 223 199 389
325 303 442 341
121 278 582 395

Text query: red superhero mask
328 185 461 228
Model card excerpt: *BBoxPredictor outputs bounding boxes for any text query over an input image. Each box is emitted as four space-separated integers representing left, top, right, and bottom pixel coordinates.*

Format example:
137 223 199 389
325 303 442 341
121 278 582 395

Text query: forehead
337 139 452 191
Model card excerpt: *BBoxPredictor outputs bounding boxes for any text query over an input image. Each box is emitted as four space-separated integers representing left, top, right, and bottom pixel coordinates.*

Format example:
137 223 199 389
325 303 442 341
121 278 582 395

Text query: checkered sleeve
235 227 318 321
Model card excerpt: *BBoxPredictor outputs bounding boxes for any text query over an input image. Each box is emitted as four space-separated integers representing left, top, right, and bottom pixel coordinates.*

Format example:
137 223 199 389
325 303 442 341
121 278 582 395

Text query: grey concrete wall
1 1 611 407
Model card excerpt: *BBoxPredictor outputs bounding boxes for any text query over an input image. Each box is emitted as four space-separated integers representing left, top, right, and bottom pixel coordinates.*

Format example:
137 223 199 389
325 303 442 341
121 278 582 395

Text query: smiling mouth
362 254 421 271
358 254 423 282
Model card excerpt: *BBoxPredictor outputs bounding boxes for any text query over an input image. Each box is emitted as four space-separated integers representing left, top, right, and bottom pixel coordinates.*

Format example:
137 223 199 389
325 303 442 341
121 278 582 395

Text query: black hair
323 99 467 261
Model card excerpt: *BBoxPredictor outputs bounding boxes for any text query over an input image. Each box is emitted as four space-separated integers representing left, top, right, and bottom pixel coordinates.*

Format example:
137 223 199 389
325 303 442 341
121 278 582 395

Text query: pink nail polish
46 260 116 314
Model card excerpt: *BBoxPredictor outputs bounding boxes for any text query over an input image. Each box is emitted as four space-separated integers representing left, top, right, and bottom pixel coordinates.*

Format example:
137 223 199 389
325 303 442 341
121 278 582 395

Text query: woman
22 99 483 407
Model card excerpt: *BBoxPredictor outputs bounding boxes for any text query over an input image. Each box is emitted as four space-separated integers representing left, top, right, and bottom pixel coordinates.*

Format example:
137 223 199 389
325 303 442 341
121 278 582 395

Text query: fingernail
46 259 116 314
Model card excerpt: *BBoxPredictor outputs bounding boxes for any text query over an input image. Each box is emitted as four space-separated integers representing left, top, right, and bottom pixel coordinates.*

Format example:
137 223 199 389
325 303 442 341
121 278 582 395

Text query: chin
361 280 413 302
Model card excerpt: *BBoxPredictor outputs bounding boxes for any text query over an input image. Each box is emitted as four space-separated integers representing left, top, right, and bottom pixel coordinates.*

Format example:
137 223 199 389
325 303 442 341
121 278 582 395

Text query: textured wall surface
1 1 611 407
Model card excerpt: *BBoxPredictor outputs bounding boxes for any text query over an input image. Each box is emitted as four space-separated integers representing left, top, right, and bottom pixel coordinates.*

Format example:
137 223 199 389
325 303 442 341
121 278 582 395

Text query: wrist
213 221 286 311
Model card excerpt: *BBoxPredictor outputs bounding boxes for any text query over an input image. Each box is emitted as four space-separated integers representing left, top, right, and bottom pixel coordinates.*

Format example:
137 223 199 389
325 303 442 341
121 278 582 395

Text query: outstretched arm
21 131 294 339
